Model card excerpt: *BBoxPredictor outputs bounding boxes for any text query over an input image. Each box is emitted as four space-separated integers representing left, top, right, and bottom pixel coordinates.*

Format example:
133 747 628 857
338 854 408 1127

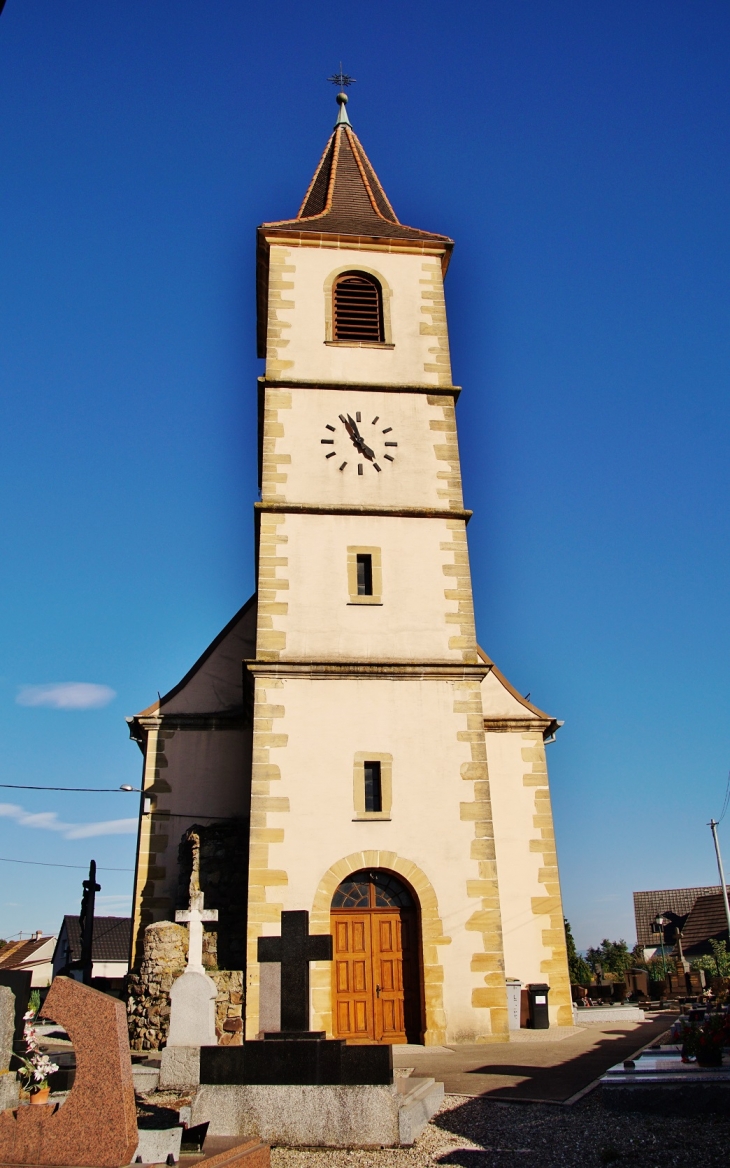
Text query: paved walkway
392 1013 676 1103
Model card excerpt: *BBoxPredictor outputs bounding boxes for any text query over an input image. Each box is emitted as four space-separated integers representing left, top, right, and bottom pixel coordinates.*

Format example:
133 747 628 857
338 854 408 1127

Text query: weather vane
327 63 356 89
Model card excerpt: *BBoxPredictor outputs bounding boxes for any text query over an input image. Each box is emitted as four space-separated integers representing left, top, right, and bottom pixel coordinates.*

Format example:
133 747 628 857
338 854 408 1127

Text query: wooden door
331 911 408 1044
372 912 405 1042
332 914 374 1041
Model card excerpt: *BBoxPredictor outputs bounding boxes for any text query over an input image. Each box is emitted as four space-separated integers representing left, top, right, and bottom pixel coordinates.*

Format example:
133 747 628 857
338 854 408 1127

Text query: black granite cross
257 910 333 1034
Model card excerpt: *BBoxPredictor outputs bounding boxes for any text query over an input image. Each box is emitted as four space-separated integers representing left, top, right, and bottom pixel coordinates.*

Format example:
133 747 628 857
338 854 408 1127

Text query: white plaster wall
148 728 251 910
266 246 448 386
268 388 458 511
480 670 539 718
260 675 492 1042
279 513 464 661
486 731 548 987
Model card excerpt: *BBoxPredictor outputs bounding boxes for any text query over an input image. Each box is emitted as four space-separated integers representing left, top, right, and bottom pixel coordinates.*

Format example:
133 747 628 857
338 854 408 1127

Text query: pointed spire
258 80 452 247
334 91 351 128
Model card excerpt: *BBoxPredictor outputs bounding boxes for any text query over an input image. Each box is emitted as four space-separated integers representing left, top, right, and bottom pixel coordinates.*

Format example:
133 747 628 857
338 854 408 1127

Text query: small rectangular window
364 762 382 813
356 554 373 596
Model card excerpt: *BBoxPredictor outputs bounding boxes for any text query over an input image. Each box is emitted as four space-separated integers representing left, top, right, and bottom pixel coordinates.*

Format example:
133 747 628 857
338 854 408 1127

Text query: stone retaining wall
126 920 243 1051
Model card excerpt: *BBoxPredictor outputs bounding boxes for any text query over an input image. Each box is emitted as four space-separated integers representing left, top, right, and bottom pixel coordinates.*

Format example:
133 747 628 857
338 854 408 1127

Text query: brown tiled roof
679 893 730 957
0 936 54 970
260 122 452 245
60 916 131 964
633 885 721 947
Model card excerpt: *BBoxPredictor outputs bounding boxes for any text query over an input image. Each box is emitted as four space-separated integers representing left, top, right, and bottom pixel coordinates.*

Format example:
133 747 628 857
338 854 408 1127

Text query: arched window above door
331 868 413 909
333 272 384 342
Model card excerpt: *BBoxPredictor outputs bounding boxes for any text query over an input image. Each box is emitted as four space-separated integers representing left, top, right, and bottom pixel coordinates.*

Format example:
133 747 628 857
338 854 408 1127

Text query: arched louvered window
333 272 384 342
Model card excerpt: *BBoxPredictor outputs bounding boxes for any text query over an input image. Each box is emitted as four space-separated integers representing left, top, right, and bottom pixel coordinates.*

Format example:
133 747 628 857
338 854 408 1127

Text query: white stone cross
175 889 218 973
167 832 219 1048
174 832 218 972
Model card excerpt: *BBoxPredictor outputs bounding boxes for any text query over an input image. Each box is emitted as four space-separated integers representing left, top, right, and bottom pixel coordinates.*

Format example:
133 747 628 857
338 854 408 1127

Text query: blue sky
1 1 729 950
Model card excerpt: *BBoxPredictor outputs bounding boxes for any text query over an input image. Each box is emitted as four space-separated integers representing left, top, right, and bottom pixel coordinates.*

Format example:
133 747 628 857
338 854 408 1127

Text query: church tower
128 90 572 1047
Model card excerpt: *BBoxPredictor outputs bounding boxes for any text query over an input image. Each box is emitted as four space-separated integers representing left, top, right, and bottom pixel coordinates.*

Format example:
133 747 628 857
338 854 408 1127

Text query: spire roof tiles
260 121 452 246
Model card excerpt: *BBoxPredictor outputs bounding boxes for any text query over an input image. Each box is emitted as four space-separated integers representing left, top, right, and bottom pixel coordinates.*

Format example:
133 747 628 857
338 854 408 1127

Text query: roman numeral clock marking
320 413 398 474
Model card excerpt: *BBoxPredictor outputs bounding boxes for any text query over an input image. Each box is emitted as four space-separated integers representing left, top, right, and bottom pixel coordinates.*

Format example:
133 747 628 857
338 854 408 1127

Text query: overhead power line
0 784 127 793
0 856 133 872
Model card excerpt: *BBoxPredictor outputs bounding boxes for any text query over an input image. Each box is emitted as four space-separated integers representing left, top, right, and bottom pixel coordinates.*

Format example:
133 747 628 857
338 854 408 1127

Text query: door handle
376 984 381 998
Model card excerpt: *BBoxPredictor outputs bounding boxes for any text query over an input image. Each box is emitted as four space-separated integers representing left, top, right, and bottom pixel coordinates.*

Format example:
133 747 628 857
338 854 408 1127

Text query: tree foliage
690 939 730 978
564 918 592 985
585 937 633 978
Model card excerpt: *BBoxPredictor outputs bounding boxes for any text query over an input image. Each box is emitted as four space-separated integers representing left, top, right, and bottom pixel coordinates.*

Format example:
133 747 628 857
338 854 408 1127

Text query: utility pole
708 819 730 941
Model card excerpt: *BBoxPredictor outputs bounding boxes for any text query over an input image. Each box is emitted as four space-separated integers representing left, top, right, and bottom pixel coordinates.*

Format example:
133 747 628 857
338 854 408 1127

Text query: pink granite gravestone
0 976 138 1168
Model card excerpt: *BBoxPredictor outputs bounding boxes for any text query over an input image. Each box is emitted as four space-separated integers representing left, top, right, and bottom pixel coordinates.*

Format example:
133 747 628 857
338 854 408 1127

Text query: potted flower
695 1013 730 1068
18 1009 58 1104
674 1012 730 1067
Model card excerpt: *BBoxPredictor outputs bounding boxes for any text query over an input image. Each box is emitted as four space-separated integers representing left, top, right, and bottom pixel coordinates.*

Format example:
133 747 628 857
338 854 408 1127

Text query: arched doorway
330 868 423 1044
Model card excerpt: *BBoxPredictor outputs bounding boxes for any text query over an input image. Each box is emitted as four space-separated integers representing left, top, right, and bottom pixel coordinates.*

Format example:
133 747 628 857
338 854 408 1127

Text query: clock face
320 411 398 476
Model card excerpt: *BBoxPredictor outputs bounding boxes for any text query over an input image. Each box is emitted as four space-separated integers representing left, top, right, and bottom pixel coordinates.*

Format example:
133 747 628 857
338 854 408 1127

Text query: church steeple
256 91 453 356
260 93 452 244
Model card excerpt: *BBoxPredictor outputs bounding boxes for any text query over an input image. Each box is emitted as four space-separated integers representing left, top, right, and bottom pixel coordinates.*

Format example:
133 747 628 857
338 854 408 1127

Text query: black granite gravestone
257 910 333 1037
0 971 31 1050
200 908 392 1086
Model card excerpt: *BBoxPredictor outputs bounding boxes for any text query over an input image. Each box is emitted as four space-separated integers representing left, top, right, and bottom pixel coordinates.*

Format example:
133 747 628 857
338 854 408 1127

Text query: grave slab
0 988 14 1074
134 1124 183 1164
159 1046 200 1091
600 1046 730 1114
200 1039 392 1086
190 1077 443 1147
0 1073 19 1113
574 1005 645 1026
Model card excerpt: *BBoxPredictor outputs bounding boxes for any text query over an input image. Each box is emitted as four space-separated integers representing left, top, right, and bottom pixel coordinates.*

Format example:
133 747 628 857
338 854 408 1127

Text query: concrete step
396 1076 444 1145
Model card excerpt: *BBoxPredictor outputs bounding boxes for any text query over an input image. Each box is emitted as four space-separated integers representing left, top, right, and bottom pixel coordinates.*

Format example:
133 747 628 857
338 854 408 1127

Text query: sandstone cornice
255 501 472 522
245 660 491 681
259 376 462 399
484 716 559 738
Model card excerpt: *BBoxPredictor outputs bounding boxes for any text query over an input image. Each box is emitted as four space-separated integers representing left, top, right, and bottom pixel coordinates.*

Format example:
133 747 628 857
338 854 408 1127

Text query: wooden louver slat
333 274 384 342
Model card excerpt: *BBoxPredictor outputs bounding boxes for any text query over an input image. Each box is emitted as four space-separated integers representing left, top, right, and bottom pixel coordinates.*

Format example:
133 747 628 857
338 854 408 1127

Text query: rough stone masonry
126 921 243 1051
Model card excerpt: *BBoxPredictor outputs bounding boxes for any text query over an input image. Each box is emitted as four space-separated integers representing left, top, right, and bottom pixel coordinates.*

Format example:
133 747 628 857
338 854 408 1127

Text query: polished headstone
257 911 332 1033
200 1039 392 1086
0 976 138 1167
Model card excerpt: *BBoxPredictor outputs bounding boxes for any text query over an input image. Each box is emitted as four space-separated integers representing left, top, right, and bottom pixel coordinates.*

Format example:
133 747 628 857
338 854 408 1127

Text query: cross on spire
327 63 356 89
258 910 333 1034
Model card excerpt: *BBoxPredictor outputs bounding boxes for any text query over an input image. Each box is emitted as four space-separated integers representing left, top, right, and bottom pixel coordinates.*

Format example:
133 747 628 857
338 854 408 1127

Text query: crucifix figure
167 832 219 1047
175 832 218 972
258 910 333 1034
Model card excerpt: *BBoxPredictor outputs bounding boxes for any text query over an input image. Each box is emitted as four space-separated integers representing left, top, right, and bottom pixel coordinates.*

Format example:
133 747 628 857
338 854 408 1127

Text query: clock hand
341 414 373 458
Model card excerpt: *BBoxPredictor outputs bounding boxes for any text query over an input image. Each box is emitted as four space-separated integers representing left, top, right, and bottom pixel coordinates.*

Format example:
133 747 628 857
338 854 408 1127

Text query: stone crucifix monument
257 910 333 1037
167 832 219 1047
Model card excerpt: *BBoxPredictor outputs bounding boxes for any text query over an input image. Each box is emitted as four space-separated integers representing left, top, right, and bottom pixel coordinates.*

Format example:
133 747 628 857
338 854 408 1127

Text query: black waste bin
526 982 550 1029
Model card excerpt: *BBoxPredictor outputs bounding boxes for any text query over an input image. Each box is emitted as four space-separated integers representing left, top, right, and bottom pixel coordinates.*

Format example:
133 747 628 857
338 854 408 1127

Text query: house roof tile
60 916 131 964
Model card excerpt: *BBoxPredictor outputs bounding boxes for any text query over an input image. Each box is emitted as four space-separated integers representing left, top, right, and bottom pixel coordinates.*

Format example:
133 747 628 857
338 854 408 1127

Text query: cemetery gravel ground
270 1090 730 1167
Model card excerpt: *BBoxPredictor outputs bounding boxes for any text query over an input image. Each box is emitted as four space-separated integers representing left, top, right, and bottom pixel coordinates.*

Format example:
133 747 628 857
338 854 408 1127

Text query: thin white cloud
16 683 116 710
65 818 137 839
0 803 136 839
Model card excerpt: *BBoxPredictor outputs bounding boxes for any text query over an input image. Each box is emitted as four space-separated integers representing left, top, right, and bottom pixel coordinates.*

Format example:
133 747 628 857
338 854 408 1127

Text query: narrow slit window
333 272 384 342
363 762 382 813
356 554 373 596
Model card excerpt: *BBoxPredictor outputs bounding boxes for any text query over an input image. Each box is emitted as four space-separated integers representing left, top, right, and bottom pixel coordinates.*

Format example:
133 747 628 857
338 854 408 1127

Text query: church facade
128 94 572 1044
